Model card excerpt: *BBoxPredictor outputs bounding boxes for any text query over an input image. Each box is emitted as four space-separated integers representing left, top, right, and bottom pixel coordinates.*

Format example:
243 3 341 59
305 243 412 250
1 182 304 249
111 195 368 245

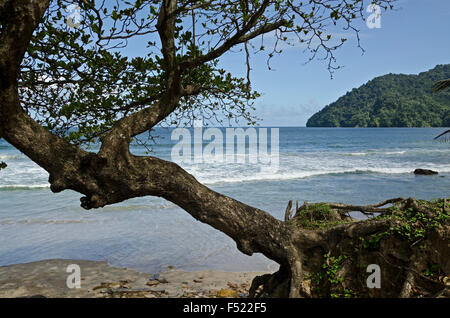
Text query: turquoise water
0 127 449 273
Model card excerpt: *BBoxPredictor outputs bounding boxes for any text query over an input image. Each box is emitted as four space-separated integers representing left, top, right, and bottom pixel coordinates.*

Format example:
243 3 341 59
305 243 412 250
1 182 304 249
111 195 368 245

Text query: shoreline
0 259 270 298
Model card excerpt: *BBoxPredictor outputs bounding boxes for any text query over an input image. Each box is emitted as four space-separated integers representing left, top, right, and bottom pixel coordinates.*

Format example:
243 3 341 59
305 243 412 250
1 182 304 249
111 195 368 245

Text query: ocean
0 127 449 273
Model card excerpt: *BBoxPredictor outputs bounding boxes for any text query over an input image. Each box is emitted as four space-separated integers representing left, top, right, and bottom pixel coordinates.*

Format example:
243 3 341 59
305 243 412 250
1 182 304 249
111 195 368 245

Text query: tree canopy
13 0 397 145
306 64 450 127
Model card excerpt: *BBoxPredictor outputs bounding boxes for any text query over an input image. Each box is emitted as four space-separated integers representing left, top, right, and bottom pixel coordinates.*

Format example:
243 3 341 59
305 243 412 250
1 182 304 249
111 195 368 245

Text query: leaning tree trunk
1 0 449 298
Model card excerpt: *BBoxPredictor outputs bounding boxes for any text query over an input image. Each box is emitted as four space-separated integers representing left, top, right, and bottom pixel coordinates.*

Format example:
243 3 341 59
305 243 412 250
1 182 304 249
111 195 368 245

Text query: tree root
252 197 449 298
284 197 407 222
399 269 416 298
324 197 406 216
249 267 290 298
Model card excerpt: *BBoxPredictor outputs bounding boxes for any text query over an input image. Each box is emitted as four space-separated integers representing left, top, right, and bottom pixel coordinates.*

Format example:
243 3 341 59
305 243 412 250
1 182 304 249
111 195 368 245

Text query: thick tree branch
156 0 179 87
0 0 51 85
100 0 183 151
0 0 84 176
99 94 179 153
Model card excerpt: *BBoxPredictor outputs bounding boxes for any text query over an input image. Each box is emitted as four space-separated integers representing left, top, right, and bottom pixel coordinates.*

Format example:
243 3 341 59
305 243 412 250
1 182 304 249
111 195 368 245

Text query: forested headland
307 64 450 127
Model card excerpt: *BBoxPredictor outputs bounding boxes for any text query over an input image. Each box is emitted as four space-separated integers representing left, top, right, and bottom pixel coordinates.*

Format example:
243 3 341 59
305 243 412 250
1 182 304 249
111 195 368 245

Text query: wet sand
0 259 270 298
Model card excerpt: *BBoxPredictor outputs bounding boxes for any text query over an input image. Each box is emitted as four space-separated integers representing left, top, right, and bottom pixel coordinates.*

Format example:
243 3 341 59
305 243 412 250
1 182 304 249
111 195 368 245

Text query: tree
306 65 450 128
9 0 448 298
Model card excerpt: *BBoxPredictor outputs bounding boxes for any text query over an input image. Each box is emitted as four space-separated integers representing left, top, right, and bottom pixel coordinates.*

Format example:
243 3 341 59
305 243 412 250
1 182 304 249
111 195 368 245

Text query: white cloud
255 100 321 126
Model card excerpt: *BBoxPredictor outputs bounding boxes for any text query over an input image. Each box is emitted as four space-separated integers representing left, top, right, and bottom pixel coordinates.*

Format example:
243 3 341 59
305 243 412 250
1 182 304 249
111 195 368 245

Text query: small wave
0 219 94 225
0 184 50 190
343 150 406 157
345 152 370 156
199 166 450 185
384 151 406 155
0 154 23 160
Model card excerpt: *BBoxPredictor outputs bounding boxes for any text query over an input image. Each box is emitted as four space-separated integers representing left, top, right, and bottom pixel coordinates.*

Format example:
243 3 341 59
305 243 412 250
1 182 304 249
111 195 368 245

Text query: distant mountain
306 64 450 127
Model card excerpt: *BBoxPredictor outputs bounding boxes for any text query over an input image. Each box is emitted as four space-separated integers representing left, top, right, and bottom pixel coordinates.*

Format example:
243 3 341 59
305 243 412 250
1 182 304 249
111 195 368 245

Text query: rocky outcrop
414 169 438 175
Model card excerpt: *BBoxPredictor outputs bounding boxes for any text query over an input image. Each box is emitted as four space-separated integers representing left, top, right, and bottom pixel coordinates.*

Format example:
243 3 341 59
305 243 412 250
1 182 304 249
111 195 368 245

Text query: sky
107 0 450 127
215 0 450 126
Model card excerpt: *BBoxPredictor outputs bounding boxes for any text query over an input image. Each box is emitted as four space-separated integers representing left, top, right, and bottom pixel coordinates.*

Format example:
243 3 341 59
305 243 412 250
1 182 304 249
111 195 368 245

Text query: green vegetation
301 198 448 298
359 231 390 250
306 64 450 127
423 263 441 278
323 253 346 285
386 199 448 241
292 202 352 229
305 252 359 298
359 199 449 250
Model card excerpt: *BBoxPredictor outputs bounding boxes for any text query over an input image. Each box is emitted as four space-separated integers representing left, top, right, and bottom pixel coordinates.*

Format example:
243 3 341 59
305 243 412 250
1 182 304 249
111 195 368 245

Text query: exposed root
249 267 290 298
399 270 415 298
251 197 449 298
284 200 293 221
249 273 271 297
327 197 406 216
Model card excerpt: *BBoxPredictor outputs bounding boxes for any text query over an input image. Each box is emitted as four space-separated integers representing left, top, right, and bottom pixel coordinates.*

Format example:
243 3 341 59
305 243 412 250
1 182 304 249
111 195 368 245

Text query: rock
227 282 237 289
93 283 109 290
119 279 133 284
300 279 311 296
216 289 239 298
110 283 121 289
157 277 168 284
193 279 202 283
150 274 159 280
414 169 438 175
147 273 168 284
146 280 160 286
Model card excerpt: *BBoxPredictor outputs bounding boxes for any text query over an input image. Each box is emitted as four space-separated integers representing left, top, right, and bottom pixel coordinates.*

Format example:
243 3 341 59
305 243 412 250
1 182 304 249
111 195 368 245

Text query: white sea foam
0 219 93 225
344 150 406 156
1 136 449 188
0 184 50 190
196 166 450 185
384 151 407 155
346 152 370 156
0 154 24 160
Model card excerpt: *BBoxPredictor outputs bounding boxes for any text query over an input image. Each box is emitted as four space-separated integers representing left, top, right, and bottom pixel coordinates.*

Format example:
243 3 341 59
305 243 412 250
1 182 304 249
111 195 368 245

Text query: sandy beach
0 259 270 298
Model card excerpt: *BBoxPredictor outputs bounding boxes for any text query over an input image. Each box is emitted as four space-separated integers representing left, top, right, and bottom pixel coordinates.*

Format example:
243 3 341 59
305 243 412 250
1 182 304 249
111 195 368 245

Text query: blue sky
118 0 450 127
215 0 450 126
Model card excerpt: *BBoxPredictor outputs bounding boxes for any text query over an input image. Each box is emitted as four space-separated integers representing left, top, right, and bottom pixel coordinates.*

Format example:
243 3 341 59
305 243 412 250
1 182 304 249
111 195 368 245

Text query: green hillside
306 64 450 127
